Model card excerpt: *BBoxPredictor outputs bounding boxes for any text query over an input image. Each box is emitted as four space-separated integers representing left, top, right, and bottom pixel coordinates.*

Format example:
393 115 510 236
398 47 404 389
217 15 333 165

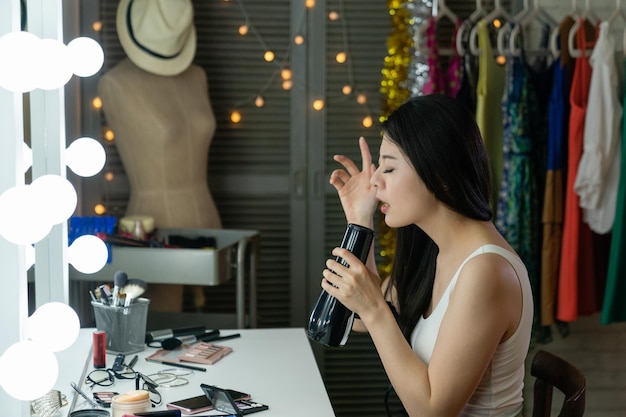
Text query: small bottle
307 223 374 347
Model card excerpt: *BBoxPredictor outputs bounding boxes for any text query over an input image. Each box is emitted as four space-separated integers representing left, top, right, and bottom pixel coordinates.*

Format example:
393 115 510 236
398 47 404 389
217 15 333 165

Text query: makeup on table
91 270 147 307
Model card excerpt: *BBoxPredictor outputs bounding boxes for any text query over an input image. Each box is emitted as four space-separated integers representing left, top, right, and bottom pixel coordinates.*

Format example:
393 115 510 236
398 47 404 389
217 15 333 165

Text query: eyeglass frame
85 366 138 387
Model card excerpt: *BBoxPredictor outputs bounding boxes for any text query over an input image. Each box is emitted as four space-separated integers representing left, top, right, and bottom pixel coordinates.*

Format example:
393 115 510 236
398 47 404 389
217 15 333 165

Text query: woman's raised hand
329 137 378 227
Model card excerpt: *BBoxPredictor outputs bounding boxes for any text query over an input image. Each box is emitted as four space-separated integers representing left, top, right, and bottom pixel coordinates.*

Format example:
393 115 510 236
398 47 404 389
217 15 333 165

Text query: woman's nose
370 168 380 188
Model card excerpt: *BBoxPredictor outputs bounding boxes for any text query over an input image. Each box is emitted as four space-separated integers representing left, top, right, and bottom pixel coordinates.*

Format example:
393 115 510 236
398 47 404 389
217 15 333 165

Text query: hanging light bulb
92 96 102 109
255 95 265 107
231 111 242 124
94 204 107 215
328 11 339 21
104 128 115 141
239 24 249 35
305 0 315 8
342 85 352 95
294 35 304 45
105 172 114 182
92 21 103 32
362 116 374 128
282 80 293 90
335 52 347 63
264 51 275 62
356 93 367 104
281 68 292 80
313 99 325 111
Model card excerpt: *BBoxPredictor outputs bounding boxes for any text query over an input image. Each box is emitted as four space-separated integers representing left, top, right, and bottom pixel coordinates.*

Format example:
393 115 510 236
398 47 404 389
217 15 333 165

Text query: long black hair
381 94 493 340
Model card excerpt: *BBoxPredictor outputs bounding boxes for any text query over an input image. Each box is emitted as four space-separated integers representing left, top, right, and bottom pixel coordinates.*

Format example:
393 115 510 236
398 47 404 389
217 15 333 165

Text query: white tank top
410 244 533 417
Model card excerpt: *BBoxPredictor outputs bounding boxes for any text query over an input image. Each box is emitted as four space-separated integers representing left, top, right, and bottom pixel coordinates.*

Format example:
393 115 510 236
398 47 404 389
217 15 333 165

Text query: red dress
557 18 597 322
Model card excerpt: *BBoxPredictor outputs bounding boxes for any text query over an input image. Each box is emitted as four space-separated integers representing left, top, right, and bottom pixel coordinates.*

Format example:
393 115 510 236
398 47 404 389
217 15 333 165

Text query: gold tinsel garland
377 0 412 278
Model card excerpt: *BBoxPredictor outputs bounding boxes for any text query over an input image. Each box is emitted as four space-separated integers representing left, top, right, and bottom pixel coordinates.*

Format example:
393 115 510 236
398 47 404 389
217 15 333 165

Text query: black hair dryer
307 223 374 347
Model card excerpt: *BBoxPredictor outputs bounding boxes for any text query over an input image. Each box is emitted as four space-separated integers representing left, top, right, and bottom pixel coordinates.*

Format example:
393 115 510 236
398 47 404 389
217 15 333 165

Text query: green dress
601 58 626 324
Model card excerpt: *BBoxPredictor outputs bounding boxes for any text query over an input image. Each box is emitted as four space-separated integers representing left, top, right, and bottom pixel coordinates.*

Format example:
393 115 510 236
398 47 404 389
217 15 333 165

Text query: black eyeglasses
85 366 138 388
135 372 162 406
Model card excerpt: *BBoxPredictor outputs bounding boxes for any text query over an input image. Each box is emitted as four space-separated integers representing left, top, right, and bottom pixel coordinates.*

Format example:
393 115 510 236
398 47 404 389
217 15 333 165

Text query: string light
94 204 106 215
222 0 374 132
263 50 275 62
92 96 102 109
104 128 115 141
231 111 242 123
312 99 324 110
281 68 292 80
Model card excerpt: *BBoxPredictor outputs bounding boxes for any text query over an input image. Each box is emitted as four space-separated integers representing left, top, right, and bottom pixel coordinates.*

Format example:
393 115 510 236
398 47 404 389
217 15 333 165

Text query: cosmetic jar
111 390 150 417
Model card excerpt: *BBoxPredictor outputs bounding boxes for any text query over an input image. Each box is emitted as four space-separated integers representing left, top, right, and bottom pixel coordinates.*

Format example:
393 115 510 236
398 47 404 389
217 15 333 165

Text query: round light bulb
92 21 103 32
238 25 249 35
30 175 77 225
0 31 40 93
362 116 374 128
305 0 315 8
329 11 339 21
264 50 275 62
231 111 242 124
282 80 293 90
105 172 114 182
0 185 52 245
66 137 106 177
342 85 352 95
68 234 108 274
67 36 104 77
0 341 58 400
294 35 304 45
255 95 265 107
356 93 367 104
36 38 72 90
94 204 107 215
336 52 347 63
26 302 80 352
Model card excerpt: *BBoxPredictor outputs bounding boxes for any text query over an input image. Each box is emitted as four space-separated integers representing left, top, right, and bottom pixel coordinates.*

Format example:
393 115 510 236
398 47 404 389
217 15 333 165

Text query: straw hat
116 0 196 76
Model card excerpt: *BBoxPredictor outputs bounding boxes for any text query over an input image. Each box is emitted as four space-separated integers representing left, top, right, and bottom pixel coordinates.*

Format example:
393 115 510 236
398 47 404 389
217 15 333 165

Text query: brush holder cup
91 298 150 354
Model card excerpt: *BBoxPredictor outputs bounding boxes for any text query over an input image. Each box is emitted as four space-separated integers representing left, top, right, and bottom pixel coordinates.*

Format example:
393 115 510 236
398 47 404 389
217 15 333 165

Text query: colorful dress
422 16 463 97
558 18 597 322
496 24 552 342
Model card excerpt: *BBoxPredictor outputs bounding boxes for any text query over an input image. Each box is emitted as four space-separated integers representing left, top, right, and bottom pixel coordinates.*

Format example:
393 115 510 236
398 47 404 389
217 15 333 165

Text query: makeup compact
69 410 110 417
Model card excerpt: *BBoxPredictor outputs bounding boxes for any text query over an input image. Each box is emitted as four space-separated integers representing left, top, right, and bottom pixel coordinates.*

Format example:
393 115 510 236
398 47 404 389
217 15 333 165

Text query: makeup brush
111 270 128 307
121 278 147 307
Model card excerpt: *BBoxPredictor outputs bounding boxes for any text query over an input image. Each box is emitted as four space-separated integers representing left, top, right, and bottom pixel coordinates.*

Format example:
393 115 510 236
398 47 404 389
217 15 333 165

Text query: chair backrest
531 350 586 417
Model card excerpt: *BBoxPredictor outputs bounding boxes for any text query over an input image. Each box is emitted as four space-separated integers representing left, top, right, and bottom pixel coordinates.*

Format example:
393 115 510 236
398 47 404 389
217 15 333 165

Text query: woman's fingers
358 137 373 171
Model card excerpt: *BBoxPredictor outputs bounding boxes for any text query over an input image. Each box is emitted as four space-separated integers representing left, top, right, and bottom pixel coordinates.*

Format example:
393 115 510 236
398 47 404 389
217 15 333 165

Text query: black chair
531 350 586 417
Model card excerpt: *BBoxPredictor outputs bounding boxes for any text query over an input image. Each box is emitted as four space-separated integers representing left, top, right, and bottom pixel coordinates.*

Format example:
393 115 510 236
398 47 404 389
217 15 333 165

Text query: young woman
322 94 533 417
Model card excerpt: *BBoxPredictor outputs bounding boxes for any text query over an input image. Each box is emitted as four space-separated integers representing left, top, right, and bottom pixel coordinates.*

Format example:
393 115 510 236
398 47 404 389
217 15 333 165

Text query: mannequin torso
98 58 221 229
